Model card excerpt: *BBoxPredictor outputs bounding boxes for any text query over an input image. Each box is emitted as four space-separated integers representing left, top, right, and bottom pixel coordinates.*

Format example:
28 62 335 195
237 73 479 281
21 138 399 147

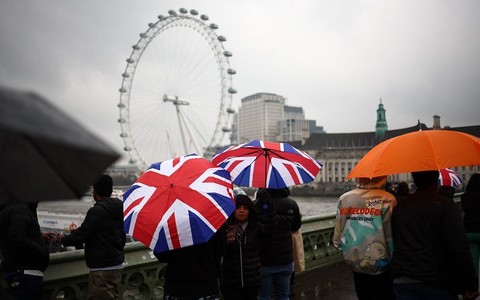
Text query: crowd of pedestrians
2 172 480 300
334 172 480 300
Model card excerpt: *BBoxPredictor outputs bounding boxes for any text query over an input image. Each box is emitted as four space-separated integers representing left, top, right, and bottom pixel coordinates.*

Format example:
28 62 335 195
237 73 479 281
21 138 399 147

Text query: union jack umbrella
438 168 463 187
123 154 235 253
212 140 322 189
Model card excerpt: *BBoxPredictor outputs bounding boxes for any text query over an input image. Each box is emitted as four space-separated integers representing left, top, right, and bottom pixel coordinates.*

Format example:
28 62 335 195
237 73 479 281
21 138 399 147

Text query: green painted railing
43 214 341 300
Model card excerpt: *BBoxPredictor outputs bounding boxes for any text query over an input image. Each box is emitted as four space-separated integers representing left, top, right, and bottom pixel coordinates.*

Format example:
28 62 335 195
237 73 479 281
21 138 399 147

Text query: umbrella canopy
347 130 480 179
123 154 235 253
212 140 322 188
438 168 463 187
0 86 120 205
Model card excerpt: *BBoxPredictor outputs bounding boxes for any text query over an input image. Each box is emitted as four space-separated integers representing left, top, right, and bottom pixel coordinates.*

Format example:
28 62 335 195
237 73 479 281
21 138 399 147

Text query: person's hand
226 225 237 243
56 234 63 243
463 289 479 300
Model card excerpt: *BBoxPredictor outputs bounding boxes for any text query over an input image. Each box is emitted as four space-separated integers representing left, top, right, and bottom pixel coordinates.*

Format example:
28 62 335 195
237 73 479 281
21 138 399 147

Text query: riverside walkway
293 262 356 300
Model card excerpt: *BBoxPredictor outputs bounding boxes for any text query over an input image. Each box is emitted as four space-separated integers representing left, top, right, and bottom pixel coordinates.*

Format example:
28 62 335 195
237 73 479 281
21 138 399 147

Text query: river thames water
38 195 339 218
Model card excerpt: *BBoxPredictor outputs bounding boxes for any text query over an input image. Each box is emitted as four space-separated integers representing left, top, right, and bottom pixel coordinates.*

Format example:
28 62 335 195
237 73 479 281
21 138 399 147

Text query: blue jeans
258 262 294 300
394 283 457 300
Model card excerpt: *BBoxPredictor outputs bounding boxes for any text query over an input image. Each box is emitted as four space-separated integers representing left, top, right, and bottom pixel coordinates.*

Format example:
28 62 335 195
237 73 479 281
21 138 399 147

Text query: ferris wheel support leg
178 110 202 155
175 105 189 155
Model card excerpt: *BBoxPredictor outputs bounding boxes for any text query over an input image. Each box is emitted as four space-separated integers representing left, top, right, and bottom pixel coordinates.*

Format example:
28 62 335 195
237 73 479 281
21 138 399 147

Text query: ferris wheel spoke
118 8 235 171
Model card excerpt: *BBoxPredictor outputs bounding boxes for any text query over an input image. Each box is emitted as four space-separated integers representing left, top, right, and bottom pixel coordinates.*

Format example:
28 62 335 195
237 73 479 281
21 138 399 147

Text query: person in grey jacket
61 175 126 300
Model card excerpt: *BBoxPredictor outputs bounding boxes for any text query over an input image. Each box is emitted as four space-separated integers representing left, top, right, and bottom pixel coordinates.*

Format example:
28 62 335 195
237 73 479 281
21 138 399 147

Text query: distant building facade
301 113 480 193
237 93 285 143
236 92 325 144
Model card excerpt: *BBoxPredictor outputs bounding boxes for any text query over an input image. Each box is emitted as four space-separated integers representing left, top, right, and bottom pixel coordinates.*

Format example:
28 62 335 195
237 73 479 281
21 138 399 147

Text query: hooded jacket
461 173 480 233
392 185 478 293
155 225 227 298
221 193 276 289
256 188 301 267
62 197 126 268
0 203 49 272
333 176 397 275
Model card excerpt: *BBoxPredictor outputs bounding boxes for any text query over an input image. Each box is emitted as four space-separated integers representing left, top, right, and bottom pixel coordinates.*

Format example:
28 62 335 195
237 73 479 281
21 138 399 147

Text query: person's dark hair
93 175 113 197
265 187 290 197
465 173 480 193
438 185 455 199
395 182 410 197
412 170 439 187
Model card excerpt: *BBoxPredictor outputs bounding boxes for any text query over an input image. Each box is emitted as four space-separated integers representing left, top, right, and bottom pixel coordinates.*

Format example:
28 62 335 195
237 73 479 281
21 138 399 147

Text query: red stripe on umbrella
168 215 180 249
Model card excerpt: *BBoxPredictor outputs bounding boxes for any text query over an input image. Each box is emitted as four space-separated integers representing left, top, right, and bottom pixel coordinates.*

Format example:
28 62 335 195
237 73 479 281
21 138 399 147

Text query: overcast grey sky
1 0 479 162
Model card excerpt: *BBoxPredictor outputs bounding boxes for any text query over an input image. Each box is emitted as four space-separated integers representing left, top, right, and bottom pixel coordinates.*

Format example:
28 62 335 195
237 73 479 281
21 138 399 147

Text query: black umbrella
0 86 120 205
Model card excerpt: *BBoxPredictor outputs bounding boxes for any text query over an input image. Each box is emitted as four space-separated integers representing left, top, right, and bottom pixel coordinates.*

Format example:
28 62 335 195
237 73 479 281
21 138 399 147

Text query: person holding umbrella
155 226 227 300
255 188 301 300
391 170 479 300
220 191 276 300
461 173 480 278
333 176 396 300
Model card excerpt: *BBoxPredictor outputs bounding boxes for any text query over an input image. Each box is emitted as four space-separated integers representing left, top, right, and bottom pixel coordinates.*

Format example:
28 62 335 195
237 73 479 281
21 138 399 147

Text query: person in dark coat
256 188 301 300
220 192 276 300
461 173 480 277
0 202 49 300
60 175 126 300
438 185 456 199
391 170 479 300
155 225 227 300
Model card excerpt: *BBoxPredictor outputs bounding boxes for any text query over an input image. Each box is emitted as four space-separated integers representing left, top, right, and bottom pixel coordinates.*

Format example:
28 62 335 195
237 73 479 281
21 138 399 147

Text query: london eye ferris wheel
118 8 237 171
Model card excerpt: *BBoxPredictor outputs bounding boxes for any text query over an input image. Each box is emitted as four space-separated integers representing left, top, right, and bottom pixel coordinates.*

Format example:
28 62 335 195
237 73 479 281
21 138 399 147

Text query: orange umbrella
346 130 480 179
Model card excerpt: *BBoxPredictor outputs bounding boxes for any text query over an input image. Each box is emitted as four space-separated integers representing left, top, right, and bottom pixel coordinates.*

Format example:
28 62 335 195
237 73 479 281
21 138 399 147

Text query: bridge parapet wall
43 214 340 299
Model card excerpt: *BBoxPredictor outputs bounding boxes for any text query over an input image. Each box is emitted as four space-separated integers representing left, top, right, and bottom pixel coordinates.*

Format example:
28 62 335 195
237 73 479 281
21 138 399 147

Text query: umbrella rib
25 135 82 198
235 151 265 187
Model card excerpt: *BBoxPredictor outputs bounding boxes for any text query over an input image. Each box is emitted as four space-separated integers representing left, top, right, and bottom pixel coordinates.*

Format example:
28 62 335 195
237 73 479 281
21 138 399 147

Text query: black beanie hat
412 170 439 187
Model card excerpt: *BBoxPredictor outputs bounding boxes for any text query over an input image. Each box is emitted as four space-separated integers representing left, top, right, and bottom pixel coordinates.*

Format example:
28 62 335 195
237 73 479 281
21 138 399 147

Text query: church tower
375 98 388 140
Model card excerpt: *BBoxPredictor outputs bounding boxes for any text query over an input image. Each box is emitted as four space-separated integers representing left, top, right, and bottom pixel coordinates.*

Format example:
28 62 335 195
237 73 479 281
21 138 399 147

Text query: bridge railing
43 193 464 299
43 213 341 300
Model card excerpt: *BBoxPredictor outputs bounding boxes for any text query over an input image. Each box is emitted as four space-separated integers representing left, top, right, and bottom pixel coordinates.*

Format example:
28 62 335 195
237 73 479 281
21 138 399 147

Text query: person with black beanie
391 170 479 300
